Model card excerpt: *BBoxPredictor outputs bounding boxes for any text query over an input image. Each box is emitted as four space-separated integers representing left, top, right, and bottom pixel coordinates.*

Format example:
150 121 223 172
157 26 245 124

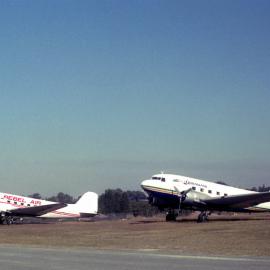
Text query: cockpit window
152 176 166 182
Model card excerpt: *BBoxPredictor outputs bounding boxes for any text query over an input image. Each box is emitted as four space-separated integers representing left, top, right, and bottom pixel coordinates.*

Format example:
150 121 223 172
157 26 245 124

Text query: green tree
28 193 42 199
98 189 159 216
119 192 130 213
258 185 270 192
46 192 74 203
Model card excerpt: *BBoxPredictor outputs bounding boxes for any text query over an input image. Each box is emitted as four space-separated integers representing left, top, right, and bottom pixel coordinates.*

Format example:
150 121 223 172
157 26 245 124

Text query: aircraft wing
203 192 270 210
8 203 67 217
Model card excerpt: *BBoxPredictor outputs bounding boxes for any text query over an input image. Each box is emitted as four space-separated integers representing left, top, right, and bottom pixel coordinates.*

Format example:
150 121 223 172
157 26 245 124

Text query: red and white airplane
0 191 98 224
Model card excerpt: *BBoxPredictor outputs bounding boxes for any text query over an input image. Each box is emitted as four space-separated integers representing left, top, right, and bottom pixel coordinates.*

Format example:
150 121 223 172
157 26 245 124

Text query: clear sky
0 0 269 196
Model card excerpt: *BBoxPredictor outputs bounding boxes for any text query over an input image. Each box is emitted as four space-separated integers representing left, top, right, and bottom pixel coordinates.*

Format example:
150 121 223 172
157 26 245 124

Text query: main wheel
197 212 207 223
166 213 177 222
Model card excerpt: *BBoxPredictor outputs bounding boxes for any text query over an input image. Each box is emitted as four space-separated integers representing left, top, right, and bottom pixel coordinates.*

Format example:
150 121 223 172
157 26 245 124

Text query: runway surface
0 246 269 270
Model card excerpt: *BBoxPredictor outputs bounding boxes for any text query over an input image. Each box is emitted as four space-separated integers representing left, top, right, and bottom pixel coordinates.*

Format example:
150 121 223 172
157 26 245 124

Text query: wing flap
9 203 66 217
203 192 270 210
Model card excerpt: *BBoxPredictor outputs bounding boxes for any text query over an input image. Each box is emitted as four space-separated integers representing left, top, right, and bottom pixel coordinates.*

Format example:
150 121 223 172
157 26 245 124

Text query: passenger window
200 188 204 192
161 178 165 182
192 187 196 191
208 190 212 194
216 191 220 196
7 200 10 203
14 201 17 205
224 193 228 197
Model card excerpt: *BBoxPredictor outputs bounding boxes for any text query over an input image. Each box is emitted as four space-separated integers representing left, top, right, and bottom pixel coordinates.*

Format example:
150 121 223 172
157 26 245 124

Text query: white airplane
0 191 98 225
141 173 270 222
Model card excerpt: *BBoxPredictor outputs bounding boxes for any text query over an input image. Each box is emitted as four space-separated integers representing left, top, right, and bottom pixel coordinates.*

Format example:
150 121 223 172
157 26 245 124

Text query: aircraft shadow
129 220 165 225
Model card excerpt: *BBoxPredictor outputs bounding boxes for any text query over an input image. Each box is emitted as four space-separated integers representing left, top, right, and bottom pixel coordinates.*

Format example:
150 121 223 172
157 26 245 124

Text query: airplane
0 191 98 225
141 173 270 222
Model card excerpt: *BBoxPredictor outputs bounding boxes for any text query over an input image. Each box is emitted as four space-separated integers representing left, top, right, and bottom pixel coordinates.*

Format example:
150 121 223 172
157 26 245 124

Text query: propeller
174 186 192 214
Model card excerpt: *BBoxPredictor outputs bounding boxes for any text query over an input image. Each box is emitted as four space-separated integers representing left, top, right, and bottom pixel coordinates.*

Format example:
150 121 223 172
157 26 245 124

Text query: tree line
28 192 76 204
98 189 159 216
249 184 270 192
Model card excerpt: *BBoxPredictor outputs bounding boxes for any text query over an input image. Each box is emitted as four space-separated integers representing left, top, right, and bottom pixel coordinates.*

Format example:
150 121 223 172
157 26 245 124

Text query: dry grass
0 213 270 257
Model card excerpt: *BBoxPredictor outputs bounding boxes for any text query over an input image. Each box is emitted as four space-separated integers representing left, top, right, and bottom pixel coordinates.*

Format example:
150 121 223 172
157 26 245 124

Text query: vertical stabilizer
75 191 98 216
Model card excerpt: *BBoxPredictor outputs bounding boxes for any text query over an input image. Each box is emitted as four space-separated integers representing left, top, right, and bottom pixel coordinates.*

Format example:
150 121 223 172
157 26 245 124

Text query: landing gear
197 211 210 223
6 216 14 225
0 212 6 225
0 212 15 225
166 209 178 222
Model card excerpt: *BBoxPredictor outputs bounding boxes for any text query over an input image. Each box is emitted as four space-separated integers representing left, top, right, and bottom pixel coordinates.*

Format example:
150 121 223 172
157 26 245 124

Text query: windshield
151 176 165 182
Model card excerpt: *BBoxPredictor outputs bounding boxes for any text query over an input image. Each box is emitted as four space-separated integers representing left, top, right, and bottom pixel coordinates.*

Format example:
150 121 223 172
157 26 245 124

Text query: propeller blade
173 187 193 214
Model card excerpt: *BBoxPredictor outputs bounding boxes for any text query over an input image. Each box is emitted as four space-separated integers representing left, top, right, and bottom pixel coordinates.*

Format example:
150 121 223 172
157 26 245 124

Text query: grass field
0 213 269 257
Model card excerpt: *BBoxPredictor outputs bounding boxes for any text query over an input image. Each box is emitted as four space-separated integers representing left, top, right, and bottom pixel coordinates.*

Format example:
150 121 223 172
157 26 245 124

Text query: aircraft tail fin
75 192 98 217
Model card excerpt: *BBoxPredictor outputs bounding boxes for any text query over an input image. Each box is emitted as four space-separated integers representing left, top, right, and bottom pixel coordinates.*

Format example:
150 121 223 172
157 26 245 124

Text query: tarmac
0 245 269 270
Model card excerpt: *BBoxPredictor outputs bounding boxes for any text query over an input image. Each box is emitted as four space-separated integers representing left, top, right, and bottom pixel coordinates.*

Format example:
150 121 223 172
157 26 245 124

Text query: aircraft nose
141 179 152 191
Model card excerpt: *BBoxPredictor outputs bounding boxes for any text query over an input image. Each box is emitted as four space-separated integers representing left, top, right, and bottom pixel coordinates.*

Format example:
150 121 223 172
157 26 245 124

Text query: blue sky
0 0 269 196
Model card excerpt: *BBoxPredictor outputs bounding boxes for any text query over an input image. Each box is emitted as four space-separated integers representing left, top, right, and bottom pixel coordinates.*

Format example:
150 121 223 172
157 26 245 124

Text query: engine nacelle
183 190 209 209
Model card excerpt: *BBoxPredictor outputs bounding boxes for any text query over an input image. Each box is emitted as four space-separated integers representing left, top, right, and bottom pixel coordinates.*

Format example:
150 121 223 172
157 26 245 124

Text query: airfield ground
0 213 269 257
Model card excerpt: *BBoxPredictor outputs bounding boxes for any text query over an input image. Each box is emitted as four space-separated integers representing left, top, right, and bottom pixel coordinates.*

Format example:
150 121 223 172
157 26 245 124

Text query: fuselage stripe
143 185 178 195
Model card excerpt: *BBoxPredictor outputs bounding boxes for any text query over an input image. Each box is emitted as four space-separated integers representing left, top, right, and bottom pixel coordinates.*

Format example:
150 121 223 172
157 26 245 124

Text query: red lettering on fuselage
30 200 41 205
3 194 26 203
2 194 42 206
